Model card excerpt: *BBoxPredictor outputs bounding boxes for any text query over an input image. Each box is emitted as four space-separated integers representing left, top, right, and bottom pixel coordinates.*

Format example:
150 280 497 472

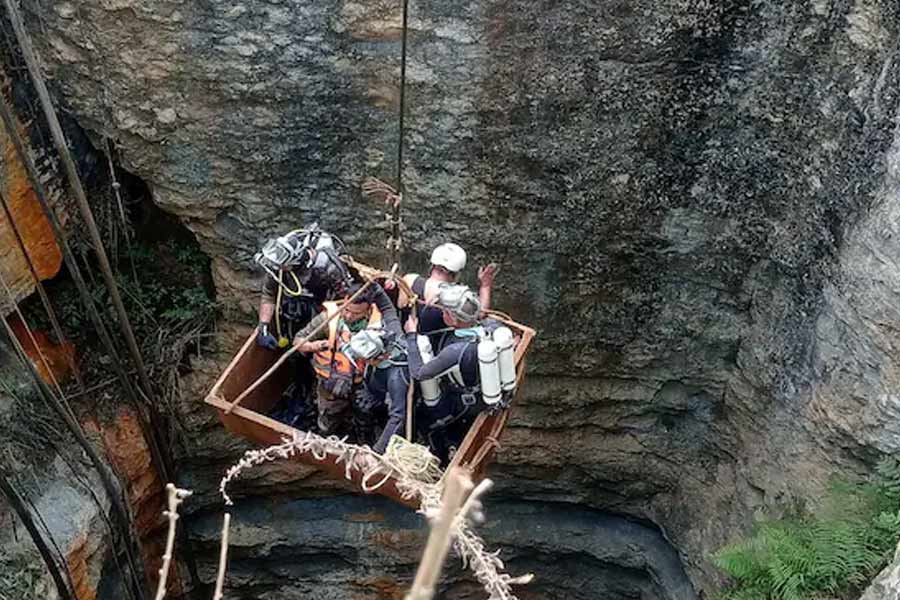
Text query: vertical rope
0 86 168 481
1 4 203 588
3 0 154 401
392 0 410 265
0 283 148 600
106 137 139 284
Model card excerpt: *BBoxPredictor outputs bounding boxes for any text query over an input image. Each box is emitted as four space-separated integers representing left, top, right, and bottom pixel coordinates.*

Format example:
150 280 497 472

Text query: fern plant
714 458 900 600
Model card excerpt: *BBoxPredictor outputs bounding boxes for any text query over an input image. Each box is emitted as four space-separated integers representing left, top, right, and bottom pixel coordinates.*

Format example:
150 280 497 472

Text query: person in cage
292 284 385 440
254 224 403 427
396 242 498 350
404 284 505 464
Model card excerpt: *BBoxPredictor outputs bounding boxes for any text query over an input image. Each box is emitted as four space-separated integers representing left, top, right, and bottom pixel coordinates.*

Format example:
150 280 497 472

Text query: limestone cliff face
859 542 900 600
8 0 900 596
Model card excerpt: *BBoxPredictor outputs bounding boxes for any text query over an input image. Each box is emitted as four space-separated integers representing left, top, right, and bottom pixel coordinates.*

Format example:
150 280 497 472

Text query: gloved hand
256 322 279 350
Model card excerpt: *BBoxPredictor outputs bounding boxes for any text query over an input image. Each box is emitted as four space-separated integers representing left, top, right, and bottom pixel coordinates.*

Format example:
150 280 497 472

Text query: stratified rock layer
8 0 900 595
188 495 695 600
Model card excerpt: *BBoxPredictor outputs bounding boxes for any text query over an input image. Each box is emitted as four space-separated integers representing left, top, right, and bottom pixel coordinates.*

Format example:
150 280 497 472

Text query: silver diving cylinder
478 339 502 406
493 326 517 393
416 335 442 407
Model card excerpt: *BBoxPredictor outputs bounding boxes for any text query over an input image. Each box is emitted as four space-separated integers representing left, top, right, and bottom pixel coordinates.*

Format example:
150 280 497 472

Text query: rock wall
187 495 695 600
5 0 900 596
859 542 900 600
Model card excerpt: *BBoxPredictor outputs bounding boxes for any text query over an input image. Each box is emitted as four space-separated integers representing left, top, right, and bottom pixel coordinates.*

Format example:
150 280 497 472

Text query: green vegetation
18 233 217 426
714 459 900 600
25 238 214 339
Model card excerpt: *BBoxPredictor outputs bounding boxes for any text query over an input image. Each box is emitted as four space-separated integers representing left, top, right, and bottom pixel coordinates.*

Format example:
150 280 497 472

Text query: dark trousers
364 365 411 453
417 392 480 466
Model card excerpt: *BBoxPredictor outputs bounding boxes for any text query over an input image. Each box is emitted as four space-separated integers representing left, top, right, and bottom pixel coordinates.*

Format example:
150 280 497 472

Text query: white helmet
435 283 481 322
430 243 467 273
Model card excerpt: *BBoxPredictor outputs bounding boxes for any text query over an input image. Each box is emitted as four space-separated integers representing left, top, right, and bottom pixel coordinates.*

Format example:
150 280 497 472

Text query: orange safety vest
312 302 382 384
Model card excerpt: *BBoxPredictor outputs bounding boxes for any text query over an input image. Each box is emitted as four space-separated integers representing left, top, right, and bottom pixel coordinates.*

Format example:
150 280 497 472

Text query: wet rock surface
2 0 900 597
188 494 695 600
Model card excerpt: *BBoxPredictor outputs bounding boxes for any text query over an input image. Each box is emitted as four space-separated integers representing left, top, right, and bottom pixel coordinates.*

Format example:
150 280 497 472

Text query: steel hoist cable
388 0 410 264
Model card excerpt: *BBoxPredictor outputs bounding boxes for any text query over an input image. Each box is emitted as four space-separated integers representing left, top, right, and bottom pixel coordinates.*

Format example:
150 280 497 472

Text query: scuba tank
416 335 442 407
493 326 516 393
478 339 502 406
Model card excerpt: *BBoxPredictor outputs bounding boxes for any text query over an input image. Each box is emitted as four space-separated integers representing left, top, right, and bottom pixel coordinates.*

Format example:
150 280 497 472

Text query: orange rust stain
7 312 77 384
1 118 62 281
98 407 165 536
352 575 406 600
78 414 183 599
347 510 387 523
66 533 98 600
93 406 176 593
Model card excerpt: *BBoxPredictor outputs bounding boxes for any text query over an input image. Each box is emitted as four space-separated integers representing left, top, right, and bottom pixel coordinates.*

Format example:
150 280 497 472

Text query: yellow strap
275 271 284 339
281 270 304 297
275 270 305 342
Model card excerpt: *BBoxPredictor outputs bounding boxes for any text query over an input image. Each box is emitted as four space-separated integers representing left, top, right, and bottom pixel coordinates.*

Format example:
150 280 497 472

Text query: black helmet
254 233 313 273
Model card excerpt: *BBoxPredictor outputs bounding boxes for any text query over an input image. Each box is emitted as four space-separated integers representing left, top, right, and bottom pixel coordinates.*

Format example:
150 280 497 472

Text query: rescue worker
343 327 412 454
398 243 498 344
255 225 401 429
254 224 402 350
292 284 382 438
404 283 496 464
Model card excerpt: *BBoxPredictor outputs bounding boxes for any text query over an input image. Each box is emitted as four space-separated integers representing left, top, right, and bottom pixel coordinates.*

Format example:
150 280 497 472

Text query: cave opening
12 148 218 401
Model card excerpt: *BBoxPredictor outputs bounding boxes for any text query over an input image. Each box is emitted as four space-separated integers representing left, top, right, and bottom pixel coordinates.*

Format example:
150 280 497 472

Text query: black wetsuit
406 276 447 341
261 247 403 339
361 361 412 454
262 247 403 429
405 326 492 464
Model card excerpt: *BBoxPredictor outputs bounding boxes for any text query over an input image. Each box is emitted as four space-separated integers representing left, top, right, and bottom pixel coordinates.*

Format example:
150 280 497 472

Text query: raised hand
404 314 418 334
478 263 499 289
